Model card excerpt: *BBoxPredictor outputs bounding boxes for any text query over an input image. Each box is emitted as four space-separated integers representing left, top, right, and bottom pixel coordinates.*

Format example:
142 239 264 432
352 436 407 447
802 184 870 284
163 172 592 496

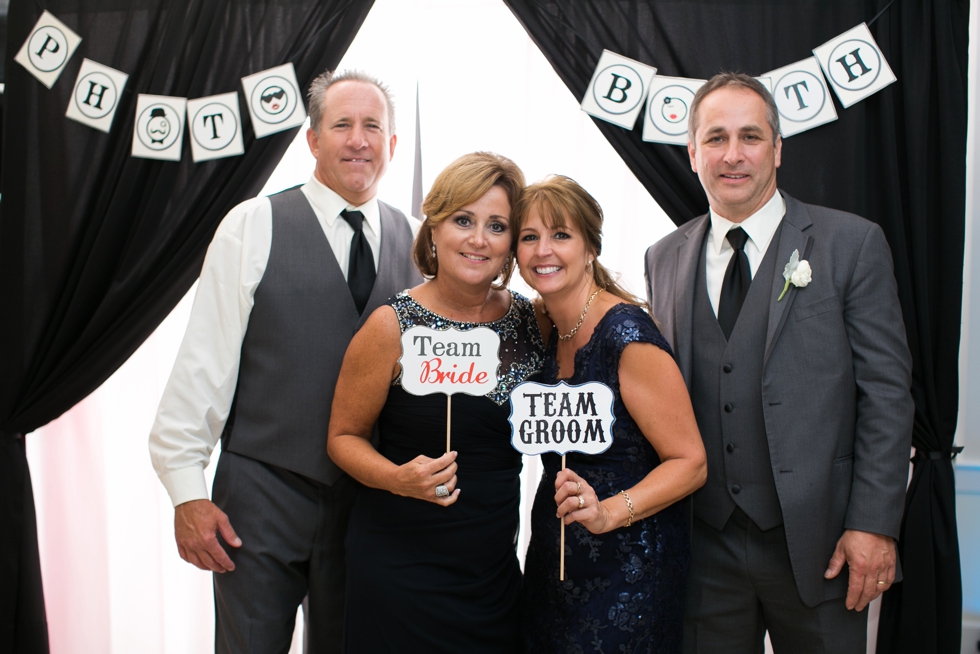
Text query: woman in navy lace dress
328 153 543 652
515 176 706 654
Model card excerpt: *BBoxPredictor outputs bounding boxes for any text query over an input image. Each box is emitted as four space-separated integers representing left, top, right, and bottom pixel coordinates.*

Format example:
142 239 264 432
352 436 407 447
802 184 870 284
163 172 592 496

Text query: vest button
731 485 741 494
726 443 735 453
723 363 733 373
724 403 734 413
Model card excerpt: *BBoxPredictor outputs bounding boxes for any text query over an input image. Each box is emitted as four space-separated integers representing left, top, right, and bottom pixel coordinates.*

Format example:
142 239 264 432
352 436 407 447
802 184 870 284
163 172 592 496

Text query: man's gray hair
688 72 780 146
307 69 396 135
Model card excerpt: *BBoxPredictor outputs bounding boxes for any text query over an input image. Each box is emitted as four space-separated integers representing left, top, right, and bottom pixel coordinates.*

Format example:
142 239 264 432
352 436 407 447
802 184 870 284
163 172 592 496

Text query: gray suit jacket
644 191 914 607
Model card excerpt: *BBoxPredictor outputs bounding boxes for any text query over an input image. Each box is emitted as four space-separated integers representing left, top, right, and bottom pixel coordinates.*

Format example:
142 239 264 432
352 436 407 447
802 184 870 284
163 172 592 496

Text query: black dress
521 303 691 654
343 290 544 653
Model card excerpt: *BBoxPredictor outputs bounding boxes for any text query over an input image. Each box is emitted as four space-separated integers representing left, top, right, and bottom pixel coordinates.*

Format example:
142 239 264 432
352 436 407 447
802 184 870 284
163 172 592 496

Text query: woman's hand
554 468 615 534
392 450 461 506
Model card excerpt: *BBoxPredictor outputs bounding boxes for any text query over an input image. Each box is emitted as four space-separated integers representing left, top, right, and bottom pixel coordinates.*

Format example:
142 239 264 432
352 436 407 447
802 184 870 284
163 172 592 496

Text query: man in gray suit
644 72 913 653
149 70 420 652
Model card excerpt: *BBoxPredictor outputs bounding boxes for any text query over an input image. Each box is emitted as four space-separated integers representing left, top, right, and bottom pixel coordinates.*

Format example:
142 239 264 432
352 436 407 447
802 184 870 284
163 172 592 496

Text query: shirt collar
708 191 786 255
303 175 381 236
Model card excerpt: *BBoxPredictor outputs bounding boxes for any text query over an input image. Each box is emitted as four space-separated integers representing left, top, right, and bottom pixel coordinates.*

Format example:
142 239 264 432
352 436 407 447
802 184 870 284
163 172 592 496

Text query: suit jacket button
726 443 735 453
723 364 733 373
724 403 734 413
731 485 741 494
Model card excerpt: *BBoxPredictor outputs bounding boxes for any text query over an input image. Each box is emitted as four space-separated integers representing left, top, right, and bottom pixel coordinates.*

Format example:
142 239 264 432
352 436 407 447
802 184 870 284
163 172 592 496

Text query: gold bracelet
619 490 634 528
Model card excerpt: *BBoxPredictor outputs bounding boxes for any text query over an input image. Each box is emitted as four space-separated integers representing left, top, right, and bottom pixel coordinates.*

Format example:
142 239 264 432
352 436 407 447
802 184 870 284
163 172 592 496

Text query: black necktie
717 227 751 340
340 209 376 314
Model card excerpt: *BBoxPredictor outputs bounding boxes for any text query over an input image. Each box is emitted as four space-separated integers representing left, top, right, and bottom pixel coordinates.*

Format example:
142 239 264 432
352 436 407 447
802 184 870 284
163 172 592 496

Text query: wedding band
876 580 886 585
578 496 585 509
435 484 449 498
576 481 582 494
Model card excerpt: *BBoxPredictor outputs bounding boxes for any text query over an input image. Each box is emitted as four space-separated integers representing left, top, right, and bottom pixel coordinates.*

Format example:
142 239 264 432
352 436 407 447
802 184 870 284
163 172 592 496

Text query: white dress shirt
149 176 415 507
704 191 786 317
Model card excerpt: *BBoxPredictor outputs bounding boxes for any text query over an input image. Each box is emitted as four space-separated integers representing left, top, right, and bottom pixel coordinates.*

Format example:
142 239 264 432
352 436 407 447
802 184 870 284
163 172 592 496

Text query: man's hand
174 499 242 573
824 529 896 611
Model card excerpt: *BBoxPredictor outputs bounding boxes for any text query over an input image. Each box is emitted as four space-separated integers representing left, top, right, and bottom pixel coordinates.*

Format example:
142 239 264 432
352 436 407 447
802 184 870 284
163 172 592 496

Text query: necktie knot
341 209 365 233
726 227 749 252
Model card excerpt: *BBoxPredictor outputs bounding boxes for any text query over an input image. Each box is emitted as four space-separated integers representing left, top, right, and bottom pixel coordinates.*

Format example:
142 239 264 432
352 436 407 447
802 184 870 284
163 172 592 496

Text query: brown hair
413 152 525 289
513 175 645 307
688 72 780 145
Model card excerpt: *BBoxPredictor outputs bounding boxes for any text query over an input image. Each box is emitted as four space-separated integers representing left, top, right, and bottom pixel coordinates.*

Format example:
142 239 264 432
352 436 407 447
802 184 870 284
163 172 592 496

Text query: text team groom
645 72 913 654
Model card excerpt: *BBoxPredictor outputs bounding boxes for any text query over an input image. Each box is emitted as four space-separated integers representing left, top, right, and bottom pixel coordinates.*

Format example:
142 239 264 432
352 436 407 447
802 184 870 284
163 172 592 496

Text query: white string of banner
16 9 898 159
14 10 307 163
581 22 896 145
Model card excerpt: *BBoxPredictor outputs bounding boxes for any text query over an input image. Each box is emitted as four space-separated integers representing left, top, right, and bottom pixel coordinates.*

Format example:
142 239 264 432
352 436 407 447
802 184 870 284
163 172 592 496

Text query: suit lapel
672 214 709 385
764 192 813 366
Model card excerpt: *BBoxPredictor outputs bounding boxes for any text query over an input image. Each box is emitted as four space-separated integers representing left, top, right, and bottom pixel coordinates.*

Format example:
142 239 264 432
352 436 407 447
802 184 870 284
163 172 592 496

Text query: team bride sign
399 326 500 452
509 380 616 580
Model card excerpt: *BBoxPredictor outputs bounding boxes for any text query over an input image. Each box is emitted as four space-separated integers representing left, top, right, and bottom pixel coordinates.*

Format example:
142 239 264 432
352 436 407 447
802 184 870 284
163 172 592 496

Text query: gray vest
222 188 420 485
690 226 784 531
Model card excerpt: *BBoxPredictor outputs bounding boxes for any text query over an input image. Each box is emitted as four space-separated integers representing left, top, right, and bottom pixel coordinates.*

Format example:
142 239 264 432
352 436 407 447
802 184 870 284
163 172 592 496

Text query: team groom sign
400 326 501 452
509 380 616 580
509 381 616 456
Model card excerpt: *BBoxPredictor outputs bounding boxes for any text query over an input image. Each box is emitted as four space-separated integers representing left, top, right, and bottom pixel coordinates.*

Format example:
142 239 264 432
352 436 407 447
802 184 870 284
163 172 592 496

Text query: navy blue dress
344 291 544 653
521 303 690 654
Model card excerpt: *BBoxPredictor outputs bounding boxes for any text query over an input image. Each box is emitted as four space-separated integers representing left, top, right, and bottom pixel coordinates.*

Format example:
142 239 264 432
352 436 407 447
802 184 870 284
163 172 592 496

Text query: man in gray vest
645 72 913 653
149 70 420 653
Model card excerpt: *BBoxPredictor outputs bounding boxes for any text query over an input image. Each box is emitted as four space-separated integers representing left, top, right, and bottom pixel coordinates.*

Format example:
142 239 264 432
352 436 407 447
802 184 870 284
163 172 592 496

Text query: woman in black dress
327 152 544 652
515 175 707 653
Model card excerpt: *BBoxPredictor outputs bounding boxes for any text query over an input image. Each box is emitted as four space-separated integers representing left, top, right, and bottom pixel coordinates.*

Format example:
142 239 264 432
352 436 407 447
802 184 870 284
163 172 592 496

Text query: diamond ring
435 484 449 498
578 496 585 509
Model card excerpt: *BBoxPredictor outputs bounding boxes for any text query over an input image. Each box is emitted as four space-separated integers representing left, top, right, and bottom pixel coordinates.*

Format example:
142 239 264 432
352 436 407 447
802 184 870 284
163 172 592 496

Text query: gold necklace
553 288 603 341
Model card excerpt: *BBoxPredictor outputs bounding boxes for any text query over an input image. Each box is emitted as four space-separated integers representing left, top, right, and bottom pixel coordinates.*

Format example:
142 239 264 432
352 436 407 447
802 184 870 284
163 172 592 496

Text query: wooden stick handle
446 395 452 454
559 454 566 581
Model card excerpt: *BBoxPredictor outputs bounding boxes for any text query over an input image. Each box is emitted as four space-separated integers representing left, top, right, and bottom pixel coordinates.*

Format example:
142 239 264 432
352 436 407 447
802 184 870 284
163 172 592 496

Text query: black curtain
0 0 373 650
502 2 967 653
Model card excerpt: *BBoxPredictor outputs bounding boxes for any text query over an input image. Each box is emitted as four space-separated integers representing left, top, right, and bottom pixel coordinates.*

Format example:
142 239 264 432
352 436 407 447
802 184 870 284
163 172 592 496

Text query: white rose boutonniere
777 249 811 301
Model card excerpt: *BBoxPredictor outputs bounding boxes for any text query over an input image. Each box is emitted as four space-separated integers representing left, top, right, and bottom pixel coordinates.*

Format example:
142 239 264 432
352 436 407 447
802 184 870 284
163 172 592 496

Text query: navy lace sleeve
603 303 673 359
570 303 673 396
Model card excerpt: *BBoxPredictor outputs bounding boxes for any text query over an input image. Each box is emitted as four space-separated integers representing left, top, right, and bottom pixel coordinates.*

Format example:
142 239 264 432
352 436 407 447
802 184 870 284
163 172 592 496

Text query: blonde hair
414 152 525 289
513 175 645 307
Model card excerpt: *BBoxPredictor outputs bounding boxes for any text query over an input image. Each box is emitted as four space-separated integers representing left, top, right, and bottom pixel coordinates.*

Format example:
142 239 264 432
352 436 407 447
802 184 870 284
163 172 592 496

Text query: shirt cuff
160 466 210 507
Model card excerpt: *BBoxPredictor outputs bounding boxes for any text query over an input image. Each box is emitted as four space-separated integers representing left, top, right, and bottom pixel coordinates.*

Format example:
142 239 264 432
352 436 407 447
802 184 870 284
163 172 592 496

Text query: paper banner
399 326 500 397
15 11 82 89
763 57 838 138
642 76 705 145
813 23 896 109
241 63 307 138
187 92 244 162
581 50 657 130
65 59 128 133
508 381 616 457
131 95 187 161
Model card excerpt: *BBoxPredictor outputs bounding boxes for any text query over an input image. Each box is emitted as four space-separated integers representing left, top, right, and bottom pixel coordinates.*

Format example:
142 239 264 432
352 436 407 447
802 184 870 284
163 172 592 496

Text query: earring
431 242 437 256
586 259 594 273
